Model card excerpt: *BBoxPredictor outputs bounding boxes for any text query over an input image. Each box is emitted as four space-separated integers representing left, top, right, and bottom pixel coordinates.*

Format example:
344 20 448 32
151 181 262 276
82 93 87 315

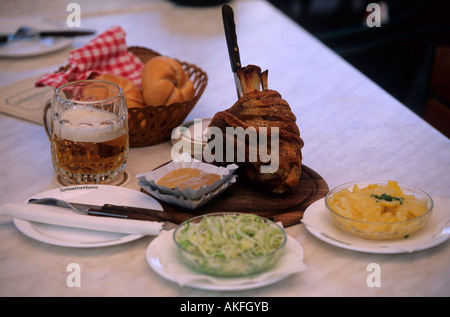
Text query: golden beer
51 135 128 184
49 80 128 184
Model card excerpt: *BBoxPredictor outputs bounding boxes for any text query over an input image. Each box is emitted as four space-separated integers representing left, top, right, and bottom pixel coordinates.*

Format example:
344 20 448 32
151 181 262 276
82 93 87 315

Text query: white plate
302 197 450 254
0 37 72 57
146 231 305 291
14 185 163 248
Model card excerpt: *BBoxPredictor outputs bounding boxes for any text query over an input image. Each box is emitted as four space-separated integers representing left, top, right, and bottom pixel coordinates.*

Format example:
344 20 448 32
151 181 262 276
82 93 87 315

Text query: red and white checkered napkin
35 25 143 89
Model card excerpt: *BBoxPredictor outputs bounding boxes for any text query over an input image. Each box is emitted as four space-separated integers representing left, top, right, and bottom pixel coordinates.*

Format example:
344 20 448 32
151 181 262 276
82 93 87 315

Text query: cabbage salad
175 213 285 260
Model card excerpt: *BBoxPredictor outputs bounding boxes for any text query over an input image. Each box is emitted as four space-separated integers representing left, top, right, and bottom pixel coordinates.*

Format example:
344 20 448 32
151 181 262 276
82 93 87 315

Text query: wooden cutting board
141 165 328 227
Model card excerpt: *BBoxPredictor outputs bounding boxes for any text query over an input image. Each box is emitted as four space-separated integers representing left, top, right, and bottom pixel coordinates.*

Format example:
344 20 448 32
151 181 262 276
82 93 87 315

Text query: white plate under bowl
302 197 450 254
14 185 163 248
146 230 305 291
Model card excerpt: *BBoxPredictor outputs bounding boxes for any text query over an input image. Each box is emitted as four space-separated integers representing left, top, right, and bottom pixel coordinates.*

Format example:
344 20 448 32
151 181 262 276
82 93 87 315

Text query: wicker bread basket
127 46 208 147
46 46 208 148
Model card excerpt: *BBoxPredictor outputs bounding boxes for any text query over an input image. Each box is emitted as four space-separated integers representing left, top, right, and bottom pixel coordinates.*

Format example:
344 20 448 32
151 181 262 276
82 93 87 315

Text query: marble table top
0 0 449 297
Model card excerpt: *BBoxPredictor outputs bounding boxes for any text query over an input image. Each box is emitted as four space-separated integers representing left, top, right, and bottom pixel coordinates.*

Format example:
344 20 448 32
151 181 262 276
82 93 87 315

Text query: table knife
222 4 243 98
70 202 189 223
0 29 96 44
28 197 196 224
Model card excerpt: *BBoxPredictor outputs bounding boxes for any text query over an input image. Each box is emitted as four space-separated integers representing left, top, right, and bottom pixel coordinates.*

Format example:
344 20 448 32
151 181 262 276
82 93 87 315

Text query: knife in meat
222 4 243 98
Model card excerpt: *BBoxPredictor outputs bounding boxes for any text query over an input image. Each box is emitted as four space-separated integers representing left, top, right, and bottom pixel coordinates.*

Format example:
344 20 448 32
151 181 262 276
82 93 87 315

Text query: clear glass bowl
173 213 287 277
325 181 433 240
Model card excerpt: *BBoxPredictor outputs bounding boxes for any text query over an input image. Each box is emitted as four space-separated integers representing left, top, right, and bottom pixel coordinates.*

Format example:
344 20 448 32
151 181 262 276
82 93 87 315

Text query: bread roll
92 73 146 131
94 73 144 109
141 56 194 106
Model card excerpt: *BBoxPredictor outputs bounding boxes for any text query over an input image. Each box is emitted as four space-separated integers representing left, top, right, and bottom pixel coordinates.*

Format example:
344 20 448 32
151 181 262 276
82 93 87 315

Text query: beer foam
54 106 126 143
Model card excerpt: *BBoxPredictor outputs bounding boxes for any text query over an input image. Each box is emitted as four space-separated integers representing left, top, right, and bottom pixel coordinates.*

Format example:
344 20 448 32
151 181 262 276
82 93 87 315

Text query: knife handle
222 4 241 73
0 35 9 44
100 204 193 223
87 208 161 222
40 30 96 37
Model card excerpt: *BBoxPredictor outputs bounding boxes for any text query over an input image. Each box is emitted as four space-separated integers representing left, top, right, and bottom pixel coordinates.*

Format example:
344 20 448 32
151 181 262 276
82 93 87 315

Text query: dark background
267 0 450 137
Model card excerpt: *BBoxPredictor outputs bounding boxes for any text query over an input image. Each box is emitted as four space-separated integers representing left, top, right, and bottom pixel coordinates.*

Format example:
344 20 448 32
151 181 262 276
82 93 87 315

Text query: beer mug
46 80 129 184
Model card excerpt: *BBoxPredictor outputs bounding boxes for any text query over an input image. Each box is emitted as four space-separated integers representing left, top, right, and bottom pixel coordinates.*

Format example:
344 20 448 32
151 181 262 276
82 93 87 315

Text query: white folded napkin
0 202 163 236
155 229 307 287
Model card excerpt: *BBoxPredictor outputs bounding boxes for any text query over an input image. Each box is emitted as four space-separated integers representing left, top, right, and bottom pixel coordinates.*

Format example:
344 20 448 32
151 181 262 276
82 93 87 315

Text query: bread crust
94 73 144 109
141 56 194 106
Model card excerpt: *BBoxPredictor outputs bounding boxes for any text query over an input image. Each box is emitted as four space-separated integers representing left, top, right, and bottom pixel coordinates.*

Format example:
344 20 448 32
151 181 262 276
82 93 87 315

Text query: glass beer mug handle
42 100 52 140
